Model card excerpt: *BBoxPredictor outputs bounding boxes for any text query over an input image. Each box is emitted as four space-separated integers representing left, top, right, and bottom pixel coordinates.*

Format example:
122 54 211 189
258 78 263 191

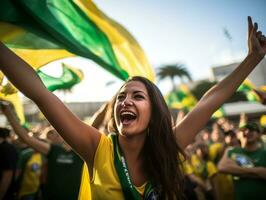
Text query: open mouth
120 111 137 125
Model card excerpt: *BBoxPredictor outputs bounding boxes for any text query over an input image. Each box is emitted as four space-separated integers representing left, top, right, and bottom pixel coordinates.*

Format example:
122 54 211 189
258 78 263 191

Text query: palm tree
157 63 192 90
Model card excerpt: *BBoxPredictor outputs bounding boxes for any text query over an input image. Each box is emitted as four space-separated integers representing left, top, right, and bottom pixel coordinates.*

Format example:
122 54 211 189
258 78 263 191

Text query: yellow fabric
209 142 223 162
260 115 266 127
190 154 203 176
0 92 25 124
18 153 42 197
74 0 155 82
190 154 217 179
182 160 194 175
206 161 217 177
0 22 74 124
213 174 234 200
79 134 145 200
0 22 75 70
12 49 74 70
78 163 91 200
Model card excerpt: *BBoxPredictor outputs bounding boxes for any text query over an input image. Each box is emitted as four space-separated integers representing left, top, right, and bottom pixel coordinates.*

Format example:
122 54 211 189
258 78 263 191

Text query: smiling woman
0 17 265 200
115 80 151 137
107 77 184 199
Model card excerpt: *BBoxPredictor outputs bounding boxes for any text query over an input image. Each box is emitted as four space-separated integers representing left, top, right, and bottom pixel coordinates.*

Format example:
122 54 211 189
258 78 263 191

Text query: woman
0 17 265 200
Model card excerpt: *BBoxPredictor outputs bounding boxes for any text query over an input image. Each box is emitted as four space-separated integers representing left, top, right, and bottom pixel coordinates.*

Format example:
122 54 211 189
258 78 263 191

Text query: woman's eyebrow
133 90 148 96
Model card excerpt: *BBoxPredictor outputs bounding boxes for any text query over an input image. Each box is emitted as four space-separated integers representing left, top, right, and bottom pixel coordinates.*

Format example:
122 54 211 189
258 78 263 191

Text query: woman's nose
121 97 133 106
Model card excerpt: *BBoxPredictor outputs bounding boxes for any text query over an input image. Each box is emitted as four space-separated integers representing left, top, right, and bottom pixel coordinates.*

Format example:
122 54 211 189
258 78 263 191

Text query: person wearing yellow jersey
0 104 83 200
191 143 218 200
0 17 265 200
16 147 43 200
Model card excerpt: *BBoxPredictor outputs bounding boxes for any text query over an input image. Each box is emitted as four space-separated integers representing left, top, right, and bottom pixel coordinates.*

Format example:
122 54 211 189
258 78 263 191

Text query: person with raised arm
0 17 265 199
0 103 83 200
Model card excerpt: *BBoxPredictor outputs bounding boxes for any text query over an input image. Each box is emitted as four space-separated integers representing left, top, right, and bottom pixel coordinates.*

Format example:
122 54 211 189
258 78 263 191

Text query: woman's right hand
247 16 266 58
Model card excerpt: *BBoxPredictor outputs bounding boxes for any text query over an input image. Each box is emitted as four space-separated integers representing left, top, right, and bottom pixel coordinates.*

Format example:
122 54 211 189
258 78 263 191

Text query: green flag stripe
37 63 82 92
17 0 128 80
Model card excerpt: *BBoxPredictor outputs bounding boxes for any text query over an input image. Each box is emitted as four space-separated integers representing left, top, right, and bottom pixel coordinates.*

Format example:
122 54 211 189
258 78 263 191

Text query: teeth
121 111 136 116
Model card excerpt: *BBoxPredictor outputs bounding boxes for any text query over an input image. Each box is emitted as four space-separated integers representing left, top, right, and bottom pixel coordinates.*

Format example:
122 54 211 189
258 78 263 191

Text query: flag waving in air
237 79 260 102
37 63 84 92
0 0 155 81
165 84 197 112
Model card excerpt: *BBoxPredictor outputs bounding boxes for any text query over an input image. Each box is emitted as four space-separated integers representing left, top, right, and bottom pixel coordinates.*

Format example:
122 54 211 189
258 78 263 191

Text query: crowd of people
0 103 83 200
178 113 266 200
1 104 266 200
0 17 266 200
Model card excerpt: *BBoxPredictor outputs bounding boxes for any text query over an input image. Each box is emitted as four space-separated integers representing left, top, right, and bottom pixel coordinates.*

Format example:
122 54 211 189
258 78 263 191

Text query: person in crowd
224 130 241 148
209 123 225 164
0 127 18 200
218 122 266 200
0 17 265 199
0 104 83 200
16 142 44 200
190 142 218 200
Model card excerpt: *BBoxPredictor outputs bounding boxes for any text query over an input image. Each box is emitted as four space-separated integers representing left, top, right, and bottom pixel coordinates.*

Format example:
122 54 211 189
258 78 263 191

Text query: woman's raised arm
0 42 101 165
174 17 266 150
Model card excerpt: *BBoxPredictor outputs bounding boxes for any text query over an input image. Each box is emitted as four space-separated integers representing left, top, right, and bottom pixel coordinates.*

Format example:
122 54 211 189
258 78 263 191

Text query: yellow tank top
79 134 146 200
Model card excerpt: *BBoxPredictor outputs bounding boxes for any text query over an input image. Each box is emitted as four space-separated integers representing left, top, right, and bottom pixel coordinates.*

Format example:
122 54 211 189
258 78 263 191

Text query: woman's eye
117 95 125 101
135 95 144 99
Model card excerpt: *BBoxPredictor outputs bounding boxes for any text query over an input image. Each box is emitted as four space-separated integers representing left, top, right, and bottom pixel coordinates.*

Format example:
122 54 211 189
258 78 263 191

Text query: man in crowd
218 122 266 200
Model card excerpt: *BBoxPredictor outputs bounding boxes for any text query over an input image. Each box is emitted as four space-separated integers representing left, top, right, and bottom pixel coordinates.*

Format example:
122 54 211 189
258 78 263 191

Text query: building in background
209 57 266 119
210 58 266 86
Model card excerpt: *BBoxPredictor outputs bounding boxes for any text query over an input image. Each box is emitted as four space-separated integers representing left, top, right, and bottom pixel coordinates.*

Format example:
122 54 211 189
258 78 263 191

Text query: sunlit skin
113 80 152 186
114 81 151 138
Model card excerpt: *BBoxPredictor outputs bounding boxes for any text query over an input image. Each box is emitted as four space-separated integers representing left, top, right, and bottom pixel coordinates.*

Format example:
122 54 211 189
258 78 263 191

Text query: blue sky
43 0 266 102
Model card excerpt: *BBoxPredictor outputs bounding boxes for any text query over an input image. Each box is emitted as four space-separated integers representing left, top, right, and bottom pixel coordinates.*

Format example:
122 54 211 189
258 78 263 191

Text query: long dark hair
109 76 185 200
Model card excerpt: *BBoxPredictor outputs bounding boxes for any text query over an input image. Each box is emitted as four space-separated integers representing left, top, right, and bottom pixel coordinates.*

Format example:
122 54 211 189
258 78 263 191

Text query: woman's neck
118 133 146 162
118 133 147 186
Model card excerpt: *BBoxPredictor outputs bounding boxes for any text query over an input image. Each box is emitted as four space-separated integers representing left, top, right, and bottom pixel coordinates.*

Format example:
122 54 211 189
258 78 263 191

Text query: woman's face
114 81 151 137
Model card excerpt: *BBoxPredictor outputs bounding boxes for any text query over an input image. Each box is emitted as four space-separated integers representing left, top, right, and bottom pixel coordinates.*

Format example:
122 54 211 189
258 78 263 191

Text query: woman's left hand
248 16 266 58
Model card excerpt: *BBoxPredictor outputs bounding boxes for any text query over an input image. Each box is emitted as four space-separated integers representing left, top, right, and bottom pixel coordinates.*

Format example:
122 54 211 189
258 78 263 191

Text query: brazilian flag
0 0 155 81
165 84 197 111
237 79 260 102
37 63 84 92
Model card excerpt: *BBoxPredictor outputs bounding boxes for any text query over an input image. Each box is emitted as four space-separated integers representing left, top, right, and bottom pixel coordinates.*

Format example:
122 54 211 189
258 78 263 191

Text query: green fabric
45 144 83 200
212 107 226 119
0 1 61 49
17 148 34 170
165 88 197 111
110 134 158 200
37 63 83 91
0 0 128 80
228 147 266 200
237 80 260 102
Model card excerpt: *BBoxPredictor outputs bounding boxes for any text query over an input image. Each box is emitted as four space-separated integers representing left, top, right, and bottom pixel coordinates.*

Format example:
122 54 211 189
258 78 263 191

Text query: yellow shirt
79 134 146 200
209 142 223 162
19 153 42 197
190 154 217 179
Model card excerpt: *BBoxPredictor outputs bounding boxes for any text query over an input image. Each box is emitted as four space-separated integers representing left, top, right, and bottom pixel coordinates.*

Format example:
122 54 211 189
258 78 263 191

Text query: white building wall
210 57 266 87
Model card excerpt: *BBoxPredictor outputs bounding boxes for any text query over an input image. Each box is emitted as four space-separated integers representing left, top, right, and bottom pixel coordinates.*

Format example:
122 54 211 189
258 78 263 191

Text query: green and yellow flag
237 79 260 102
37 63 84 92
0 0 154 81
165 84 197 111
212 107 226 119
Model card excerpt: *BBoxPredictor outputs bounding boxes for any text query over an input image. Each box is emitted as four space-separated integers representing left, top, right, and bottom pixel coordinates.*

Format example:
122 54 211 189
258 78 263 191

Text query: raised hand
248 16 266 58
